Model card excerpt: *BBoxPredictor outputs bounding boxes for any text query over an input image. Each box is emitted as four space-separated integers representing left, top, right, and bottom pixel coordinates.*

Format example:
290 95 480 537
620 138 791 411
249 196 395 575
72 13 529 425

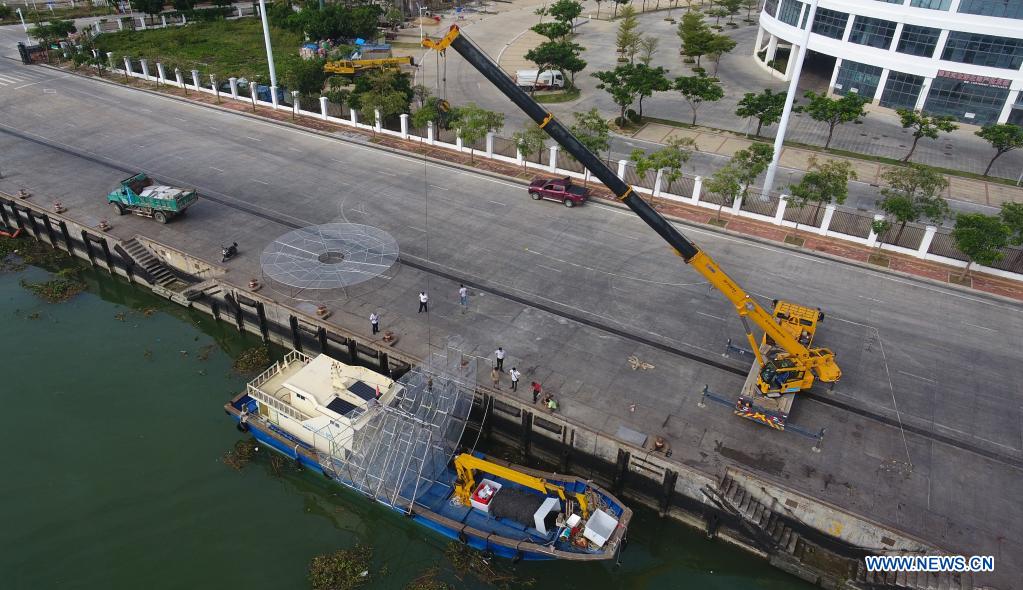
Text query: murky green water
0 260 812 590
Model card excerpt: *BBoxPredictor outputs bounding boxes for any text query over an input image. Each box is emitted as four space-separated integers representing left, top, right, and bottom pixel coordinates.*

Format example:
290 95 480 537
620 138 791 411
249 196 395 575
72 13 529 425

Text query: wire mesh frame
312 347 476 512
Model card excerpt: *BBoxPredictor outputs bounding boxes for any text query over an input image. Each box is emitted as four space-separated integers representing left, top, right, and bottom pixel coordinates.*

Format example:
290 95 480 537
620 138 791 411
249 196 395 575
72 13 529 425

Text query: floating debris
114 312 127 321
222 438 259 471
142 308 157 317
197 344 215 361
308 545 373 590
405 568 451 590
20 268 86 303
443 543 531 590
232 346 271 374
27 311 41 320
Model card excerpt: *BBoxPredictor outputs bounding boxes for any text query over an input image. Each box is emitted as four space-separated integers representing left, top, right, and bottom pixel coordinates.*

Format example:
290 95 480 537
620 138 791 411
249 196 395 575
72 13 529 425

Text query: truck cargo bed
734 345 793 430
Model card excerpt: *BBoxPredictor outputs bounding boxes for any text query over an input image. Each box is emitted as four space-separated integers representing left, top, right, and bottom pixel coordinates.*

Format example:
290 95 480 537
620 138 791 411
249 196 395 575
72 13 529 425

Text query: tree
1000 202 1023 268
743 0 760 21
896 109 958 162
571 108 611 185
548 0 583 25
412 84 431 109
638 36 659 66
385 8 403 29
870 218 893 258
616 6 641 63
410 96 453 131
532 21 573 41
706 34 736 75
630 64 671 118
735 89 786 137
678 12 715 66
952 213 1010 280
975 123 1023 176
451 104 504 162
630 137 696 198
130 0 164 16
787 156 856 226
720 0 743 23
279 56 327 97
172 0 195 10
731 142 773 196
707 6 729 25
796 91 867 149
612 0 630 18
876 164 950 242
593 65 640 125
704 164 742 220
348 69 413 119
673 74 724 125
30 20 77 45
512 123 548 170
524 41 586 89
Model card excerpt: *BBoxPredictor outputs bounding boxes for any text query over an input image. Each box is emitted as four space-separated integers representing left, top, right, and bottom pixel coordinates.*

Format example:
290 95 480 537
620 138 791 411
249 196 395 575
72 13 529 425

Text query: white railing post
350 108 358 125
374 109 382 132
117 17 123 30
516 148 524 166
191 69 201 91
918 225 937 257
174 68 184 88
818 204 836 235
122 56 131 75
270 85 279 109
161 14 167 27
485 131 494 158
456 130 463 151
400 113 410 139
653 169 664 197
320 96 329 120
293 93 301 114
731 193 744 215
236 5 242 17
548 145 558 172
139 58 150 81
106 52 114 68
866 214 885 248
427 121 435 145
617 159 628 177
229 77 238 99
692 175 703 204
774 195 788 225
156 62 166 84
139 16 146 30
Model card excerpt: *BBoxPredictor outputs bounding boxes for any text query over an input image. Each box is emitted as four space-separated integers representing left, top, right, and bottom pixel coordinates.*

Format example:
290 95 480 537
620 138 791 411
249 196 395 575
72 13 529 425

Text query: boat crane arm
453 454 589 518
423 26 840 385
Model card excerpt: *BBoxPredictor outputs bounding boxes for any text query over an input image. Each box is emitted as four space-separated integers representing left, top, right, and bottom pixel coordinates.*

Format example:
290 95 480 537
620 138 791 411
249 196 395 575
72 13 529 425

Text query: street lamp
257 0 278 89
761 0 820 199
418 3 427 43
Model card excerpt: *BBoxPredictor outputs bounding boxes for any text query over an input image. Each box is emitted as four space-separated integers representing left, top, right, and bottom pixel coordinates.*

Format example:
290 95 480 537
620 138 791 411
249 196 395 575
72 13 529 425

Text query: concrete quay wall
0 193 980 590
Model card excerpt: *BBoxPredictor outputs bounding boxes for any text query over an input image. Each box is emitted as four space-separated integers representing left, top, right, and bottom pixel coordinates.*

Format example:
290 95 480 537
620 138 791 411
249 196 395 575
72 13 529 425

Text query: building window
777 0 804 26
849 16 897 49
880 71 925 109
764 0 779 17
833 61 884 98
910 0 952 9
897 24 941 57
941 32 1023 69
811 8 849 39
958 0 1023 19
923 77 1011 125
875 0 903 3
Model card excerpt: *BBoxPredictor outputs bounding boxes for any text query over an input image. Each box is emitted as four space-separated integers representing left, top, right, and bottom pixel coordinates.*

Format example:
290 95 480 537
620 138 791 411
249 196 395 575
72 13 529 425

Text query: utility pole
258 0 278 89
761 0 820 198
16 7 28 32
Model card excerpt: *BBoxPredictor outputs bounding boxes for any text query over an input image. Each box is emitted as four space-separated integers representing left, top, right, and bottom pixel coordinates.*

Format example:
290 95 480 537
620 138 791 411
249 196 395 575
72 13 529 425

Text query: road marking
898 370 936 384
254 179 269 185
429 184 449 191
379 171 398 177
537 264 562 273
174 116 187 122
14 79 51 90
210 166 224 172
407 225 426 232
288 147 301 152
488 200 506 206
696 311 728 321
331 157 345 164
857 295 885 303
245 136 261 141
962 322 997 332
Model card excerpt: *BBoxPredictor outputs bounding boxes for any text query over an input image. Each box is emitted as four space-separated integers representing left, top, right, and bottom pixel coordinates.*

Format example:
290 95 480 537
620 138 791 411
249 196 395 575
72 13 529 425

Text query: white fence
95 55 1023 283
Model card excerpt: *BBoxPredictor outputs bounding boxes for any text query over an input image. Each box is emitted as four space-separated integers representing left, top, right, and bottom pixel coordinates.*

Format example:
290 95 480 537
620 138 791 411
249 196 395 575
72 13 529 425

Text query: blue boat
224 349 632 561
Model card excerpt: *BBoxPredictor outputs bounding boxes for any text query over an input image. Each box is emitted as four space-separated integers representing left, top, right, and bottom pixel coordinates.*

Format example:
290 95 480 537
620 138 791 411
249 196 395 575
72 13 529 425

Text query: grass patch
535 87 581 104
784 234 805 247
309 545 375 590
867 253 890 267
707 218 728 227
0 4 112 25
94 18 304 80
949 272 972 286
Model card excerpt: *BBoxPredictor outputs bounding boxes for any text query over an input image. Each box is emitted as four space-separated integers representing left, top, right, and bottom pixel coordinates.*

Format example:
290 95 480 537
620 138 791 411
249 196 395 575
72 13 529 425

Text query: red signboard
935 70 1011 88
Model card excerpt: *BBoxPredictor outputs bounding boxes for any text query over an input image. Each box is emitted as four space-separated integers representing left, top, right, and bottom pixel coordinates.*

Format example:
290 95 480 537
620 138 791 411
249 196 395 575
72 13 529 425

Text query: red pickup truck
527 177 589 207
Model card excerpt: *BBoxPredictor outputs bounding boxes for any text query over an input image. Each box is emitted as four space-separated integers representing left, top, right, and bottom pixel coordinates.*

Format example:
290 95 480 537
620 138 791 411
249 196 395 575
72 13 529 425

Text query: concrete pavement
1 51 1022 589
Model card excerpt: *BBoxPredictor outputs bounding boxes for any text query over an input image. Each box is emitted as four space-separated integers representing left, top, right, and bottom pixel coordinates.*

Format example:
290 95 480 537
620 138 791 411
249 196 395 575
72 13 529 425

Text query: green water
0 263 813 590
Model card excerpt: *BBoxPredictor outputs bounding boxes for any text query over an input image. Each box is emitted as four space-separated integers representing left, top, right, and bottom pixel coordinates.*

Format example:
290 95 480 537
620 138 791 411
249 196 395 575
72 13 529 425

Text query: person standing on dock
418 291 429 313
509 367 520 391
531 381 542 403
458 284 468 312
495 347 505 371
370 312 380 334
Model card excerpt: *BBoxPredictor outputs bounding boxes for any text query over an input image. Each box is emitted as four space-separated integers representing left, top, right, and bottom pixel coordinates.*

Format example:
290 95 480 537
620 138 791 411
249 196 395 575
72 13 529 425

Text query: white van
515 69 565 89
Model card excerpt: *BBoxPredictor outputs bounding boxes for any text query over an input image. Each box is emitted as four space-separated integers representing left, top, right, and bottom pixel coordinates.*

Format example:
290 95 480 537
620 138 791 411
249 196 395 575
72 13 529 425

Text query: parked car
527 177 589 207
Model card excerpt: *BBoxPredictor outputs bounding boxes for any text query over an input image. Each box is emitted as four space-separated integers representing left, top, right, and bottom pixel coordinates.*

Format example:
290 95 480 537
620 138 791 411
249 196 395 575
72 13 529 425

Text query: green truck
107 173 198 224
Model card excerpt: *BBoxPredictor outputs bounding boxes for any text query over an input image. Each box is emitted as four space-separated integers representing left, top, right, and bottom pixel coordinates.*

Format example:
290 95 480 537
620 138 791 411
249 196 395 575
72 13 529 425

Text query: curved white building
754 0 1023 125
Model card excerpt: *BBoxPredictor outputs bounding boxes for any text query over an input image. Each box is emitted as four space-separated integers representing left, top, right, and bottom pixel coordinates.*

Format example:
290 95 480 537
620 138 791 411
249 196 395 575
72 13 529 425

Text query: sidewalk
633 122 1023 209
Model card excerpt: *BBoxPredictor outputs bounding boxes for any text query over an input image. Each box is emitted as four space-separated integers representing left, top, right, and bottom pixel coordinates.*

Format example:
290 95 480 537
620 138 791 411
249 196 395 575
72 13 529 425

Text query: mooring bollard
98 219 111 231
812 428 826 453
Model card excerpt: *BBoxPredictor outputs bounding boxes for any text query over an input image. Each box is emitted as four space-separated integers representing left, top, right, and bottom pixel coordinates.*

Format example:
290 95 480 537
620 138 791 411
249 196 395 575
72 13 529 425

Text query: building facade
754 0 1023 126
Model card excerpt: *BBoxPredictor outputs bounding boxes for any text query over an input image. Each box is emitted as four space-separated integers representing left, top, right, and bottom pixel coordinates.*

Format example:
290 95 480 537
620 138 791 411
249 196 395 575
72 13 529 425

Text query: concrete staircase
122 238 181 289
710 475 978 590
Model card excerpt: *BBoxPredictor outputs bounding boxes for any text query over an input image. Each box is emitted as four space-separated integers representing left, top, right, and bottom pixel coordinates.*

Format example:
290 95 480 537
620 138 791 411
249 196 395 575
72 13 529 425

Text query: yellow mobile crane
323 56 414 76
423 26 842 430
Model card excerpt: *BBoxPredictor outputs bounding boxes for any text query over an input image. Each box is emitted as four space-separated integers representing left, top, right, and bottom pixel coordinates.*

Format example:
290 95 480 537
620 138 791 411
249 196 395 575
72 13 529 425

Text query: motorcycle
221 242 238 263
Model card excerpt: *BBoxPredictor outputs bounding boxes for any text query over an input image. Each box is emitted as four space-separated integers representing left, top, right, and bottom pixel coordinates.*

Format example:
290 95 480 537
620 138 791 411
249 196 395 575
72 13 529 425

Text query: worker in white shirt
495 346 505 371
509 367 520 391
458 284 468 312
418 291 428 313
370 312 380 334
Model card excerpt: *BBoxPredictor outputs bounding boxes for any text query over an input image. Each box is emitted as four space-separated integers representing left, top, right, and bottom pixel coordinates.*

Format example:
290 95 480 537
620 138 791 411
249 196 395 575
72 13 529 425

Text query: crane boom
424 26 841 391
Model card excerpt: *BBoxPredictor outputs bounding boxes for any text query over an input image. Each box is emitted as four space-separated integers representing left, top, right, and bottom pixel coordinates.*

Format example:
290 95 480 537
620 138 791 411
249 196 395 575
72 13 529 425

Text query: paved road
1 57 1021 587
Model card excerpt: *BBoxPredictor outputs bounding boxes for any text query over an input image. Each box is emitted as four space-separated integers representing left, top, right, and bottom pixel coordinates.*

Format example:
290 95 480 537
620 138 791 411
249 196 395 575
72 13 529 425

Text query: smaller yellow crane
323 56 414 76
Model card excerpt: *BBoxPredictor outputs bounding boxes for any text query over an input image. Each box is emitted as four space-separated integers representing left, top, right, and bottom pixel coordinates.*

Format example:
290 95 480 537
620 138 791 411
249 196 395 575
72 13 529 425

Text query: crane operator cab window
759 359 804 393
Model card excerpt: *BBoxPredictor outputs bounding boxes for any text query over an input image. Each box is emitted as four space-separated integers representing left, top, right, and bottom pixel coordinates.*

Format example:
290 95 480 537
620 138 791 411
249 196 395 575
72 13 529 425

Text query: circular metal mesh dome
260 223 399 290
